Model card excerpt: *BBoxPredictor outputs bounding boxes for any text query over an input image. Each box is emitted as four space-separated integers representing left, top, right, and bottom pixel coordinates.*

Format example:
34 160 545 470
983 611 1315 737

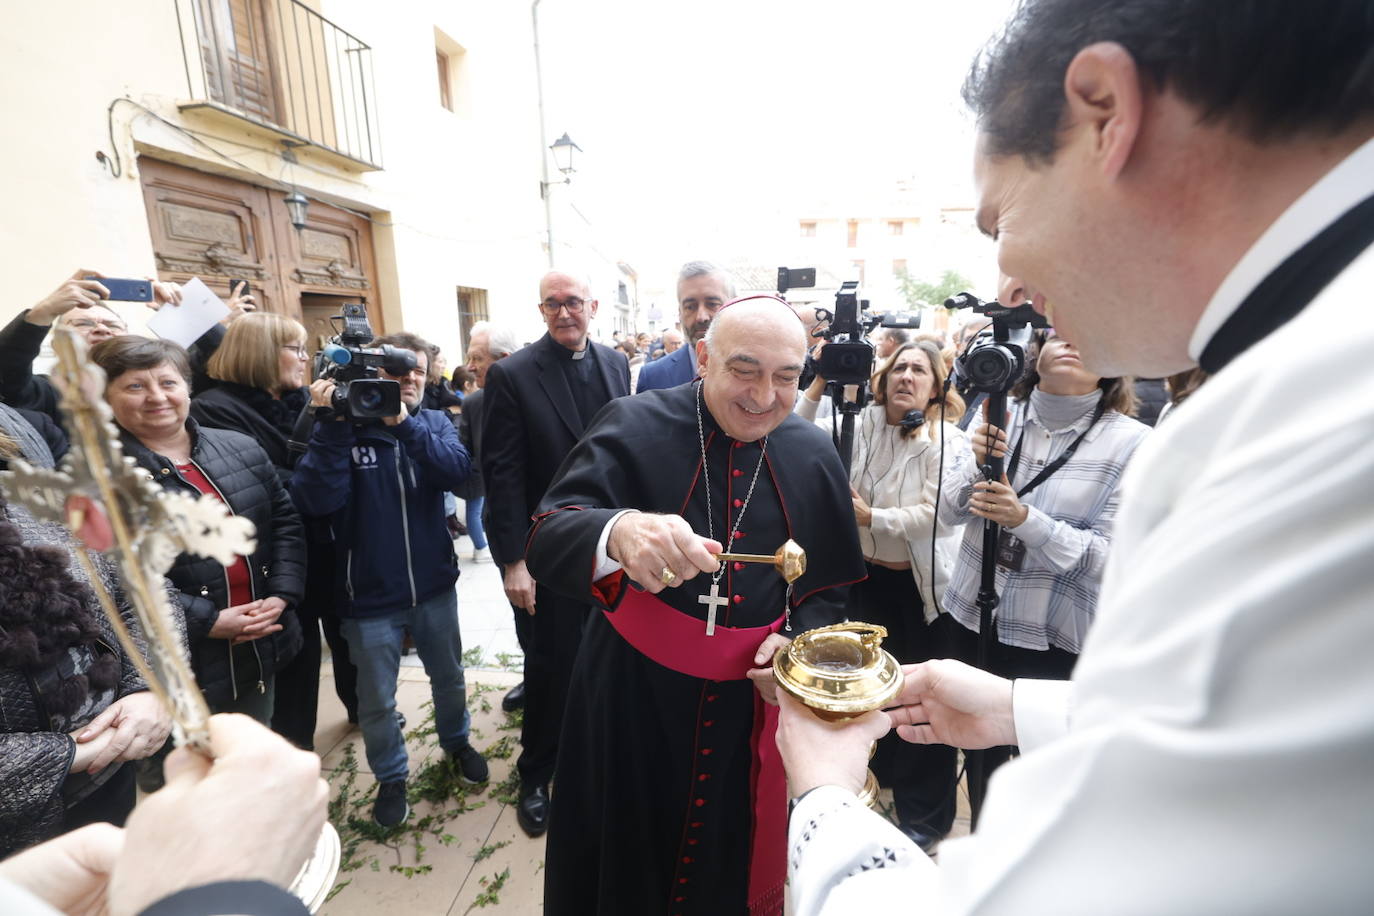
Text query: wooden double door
139 157 383 350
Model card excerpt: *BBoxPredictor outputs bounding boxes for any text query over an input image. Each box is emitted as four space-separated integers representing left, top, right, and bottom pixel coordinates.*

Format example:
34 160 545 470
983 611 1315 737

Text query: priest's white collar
1188 136 1374 362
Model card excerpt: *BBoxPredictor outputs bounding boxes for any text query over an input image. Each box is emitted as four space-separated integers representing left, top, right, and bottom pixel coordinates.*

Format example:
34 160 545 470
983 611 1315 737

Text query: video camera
944 292 1048 395
315 303 417 420
777 267 922 388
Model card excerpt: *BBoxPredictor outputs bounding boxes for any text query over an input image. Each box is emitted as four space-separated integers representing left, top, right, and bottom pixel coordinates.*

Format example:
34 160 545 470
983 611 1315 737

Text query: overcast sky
536 0 1019 284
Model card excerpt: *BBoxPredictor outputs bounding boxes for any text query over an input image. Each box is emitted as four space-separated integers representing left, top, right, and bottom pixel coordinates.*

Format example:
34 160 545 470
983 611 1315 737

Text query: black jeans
271 540 357 747
850 563 961 836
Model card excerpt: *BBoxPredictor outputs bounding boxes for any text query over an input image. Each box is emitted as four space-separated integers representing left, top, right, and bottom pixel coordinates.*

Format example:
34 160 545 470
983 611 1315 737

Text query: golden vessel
773 621 903 808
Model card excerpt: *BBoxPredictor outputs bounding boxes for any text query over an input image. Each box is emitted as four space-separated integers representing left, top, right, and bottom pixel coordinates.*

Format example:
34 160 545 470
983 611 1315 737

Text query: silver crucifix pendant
699 581 729 636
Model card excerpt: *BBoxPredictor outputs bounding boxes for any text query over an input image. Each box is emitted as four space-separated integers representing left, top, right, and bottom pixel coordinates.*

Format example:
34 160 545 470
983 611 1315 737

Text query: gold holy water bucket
773 622 903 808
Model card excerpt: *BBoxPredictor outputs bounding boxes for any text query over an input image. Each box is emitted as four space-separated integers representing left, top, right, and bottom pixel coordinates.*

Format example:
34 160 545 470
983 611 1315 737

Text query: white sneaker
472 547 491 563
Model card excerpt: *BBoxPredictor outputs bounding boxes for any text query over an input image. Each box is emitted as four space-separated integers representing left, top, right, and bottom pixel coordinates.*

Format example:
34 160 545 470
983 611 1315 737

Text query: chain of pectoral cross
694 381 767 636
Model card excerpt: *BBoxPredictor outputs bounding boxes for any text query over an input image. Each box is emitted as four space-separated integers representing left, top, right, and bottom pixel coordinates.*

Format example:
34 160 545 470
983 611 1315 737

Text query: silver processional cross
698 581 729 636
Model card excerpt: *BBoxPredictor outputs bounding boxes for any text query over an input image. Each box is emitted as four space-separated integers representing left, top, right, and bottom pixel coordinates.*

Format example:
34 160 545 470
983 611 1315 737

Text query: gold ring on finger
660 566 678 586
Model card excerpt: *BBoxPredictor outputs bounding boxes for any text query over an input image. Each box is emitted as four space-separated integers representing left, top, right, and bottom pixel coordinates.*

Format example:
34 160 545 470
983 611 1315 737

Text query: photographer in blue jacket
292 330 488 828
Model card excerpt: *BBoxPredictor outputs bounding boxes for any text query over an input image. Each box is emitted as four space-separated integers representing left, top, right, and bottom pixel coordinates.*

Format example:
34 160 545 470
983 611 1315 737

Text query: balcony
177 0 382 170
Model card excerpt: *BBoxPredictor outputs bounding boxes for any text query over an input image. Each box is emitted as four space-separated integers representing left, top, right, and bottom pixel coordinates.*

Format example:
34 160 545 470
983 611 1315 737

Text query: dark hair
370 332 433 368
451 365 475 388
1012 331 1136 415
90 336 192 384
964 0 1374 164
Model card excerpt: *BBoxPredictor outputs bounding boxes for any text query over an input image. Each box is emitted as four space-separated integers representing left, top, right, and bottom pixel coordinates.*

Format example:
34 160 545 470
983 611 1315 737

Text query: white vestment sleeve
788 786 939 916
1010 678 1073 752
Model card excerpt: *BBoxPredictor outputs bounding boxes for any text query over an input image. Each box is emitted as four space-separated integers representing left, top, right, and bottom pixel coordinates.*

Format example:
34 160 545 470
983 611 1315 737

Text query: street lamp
550 132 580 177
539 131 581 268
283 189 310 230
542 132 582 197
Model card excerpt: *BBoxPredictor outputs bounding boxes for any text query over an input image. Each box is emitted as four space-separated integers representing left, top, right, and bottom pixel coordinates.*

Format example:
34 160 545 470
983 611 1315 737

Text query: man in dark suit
481 271 630 836
634 260 734 393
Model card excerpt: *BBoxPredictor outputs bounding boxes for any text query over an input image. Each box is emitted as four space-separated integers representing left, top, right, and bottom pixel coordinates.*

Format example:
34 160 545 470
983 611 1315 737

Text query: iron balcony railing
180 0 382 168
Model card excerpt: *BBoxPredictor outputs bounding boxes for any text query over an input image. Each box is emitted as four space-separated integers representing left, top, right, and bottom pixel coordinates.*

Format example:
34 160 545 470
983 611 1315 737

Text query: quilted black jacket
121 420 305 708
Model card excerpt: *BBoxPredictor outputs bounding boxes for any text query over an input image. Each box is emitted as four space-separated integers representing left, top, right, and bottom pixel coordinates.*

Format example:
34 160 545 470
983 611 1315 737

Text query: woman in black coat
91 336 304 722
188 312 349 750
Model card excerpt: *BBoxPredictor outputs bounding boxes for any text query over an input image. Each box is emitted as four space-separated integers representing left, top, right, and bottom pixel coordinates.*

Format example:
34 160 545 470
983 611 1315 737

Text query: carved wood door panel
268 193 379 321
139 156 382 328
140 157 282 313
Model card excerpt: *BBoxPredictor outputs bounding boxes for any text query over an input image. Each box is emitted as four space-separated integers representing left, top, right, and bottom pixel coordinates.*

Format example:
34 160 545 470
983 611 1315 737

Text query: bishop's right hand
608 512 721 594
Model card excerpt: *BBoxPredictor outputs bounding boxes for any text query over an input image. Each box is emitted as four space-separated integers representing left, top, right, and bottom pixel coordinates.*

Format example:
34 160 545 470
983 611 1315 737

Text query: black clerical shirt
555 341 610 429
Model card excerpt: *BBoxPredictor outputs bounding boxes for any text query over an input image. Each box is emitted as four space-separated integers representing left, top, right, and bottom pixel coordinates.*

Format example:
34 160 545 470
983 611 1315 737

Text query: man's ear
588 298 599 319
695 338 709 373
1063 41 1143 181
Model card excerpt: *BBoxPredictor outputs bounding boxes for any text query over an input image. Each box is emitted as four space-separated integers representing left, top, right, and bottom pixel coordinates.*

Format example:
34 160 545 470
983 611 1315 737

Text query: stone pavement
317 539 969 915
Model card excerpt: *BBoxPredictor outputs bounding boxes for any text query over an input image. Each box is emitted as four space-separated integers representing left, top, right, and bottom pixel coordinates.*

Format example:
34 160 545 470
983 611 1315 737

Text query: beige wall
0 0 587 357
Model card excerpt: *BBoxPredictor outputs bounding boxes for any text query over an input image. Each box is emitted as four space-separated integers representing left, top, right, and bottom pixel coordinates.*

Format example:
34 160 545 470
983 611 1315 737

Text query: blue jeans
465 496 488 550
340 589 471 783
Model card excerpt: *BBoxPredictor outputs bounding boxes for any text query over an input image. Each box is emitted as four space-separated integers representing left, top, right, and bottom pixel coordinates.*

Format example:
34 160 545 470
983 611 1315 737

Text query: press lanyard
1005 400 1107 498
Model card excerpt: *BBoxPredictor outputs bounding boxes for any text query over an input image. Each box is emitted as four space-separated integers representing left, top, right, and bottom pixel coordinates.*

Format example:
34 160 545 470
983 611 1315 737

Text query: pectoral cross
698 582 729 636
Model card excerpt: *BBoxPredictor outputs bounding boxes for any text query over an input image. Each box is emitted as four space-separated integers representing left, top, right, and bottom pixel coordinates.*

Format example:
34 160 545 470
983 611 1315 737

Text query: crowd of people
0 1 1370 914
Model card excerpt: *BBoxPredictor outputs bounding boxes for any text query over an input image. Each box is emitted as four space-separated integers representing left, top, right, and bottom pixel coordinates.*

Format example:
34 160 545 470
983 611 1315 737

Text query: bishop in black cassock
526 299 865 916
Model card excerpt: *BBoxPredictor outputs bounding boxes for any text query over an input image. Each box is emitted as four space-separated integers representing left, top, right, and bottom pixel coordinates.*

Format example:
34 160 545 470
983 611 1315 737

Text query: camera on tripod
316 303 417 420
945 292 1048 395
777 267 923 388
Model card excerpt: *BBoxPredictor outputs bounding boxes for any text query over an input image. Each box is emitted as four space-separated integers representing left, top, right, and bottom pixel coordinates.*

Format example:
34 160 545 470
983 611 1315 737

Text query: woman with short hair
191 312 311 484
90 336 304 727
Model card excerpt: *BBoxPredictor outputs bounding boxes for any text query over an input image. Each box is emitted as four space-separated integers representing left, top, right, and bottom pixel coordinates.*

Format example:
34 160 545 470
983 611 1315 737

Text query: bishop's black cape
525 381 866 916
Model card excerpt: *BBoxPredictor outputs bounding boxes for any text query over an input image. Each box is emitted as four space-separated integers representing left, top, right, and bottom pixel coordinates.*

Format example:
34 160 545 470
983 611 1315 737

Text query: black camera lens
964 345 1022 392
355 384 385 412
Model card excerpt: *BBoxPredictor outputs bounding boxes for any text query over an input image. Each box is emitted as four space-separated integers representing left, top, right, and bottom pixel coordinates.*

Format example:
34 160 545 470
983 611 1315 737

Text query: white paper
146 277 230 348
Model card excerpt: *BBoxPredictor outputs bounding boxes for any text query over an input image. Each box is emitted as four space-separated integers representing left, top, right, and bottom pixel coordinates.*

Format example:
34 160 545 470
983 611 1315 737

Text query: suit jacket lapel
536 335 585 440
594 342 629 399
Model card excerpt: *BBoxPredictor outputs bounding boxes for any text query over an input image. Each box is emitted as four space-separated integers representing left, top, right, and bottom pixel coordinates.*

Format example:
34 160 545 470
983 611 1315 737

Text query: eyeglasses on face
539 297 586 315
68 318 127 332
281 344 310 358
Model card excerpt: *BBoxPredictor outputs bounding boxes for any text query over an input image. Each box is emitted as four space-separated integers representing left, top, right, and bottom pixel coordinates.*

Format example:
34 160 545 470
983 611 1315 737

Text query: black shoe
449 742 489 784
373 780 410 828
516 784 550 837
899 823 942 855
501 683 526 712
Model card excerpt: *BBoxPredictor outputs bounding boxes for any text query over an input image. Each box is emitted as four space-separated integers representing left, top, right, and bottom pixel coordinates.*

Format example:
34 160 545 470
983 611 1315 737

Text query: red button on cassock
732 498 743 508
732 469 743 477
701 748 713 755
695 798 706 807
733 562 745 572
733 595 743 605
